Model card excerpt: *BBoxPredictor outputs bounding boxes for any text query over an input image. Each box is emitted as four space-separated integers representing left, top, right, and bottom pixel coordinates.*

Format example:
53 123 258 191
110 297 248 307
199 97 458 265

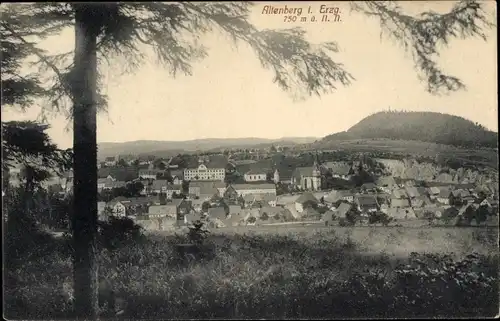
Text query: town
12 146 497 231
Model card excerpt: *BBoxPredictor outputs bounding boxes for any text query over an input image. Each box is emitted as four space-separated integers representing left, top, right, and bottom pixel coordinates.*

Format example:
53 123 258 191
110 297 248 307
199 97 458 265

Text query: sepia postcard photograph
1 1 499 319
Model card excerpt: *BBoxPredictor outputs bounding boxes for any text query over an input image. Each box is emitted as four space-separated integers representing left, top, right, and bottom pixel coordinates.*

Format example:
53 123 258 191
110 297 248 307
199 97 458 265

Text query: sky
2 1 498 149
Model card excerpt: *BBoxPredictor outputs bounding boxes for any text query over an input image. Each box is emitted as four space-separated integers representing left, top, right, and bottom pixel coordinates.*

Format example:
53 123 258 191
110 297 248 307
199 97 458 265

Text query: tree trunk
72 5 99 319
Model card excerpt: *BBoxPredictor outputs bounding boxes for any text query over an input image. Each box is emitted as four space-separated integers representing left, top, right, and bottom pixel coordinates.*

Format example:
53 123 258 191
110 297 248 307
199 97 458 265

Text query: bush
339 217 355 227
187 220 210 245
97 216 145 250
390 252 498 317
368 211 392 226
341 252 498 318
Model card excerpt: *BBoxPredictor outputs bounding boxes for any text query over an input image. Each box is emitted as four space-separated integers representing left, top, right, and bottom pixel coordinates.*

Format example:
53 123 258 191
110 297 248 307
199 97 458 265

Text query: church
291 160 323 191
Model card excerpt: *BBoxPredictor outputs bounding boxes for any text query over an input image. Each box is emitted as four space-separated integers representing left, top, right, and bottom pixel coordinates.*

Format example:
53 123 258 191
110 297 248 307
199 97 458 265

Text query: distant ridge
317 111 497 149
97 137 318 158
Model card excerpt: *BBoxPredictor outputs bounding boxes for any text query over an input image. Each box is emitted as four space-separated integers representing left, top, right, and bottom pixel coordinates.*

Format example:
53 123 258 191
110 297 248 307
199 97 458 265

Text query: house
375 176 397 193
380 203 390 214
224 211 246 227
387 207 417 220
451 189 475 204
457 203 477 220
97 201 107 220
107 198 127 217
436 188 452 205
356 195 379 213
151 179 169 194
112 181 127 189
323 190 354 205
230 159 258 166
184 161 226 182
134 216 163 231
138 179 153 195
184 212 203 224
169 169 184 183
405 186 421 199
411 195 433 208
442 207 460 221
172 176 183 185
227 205 242 216
335 202 352 219
276 194 301 207
301 207 322 221
436 172 454 183
208 207 227 220
159 199 191 221
244 169 269 182
242 208 261 221
166 183 182 199
428 186 441 200
479 198 492 208
390 197 410 209
402 179 416 187
283 203 301 220
223 185 240 202
148 205 172 219
190 199 205 213
104 156 117 167
190 181 226 199
323 190 342 205
243 193 277 208
97 178 114 191
291 161 322 191
419 206 445 219
139 169 160 180
360 182 377 193
98 167 139 182
97 176 125 191
392 188 408 199
417 187 428 197
294 192 319 213
321 210 336 225
119 197 159 216
273 168 293 184
259 206 284 222
231 183 276 197
324 162 352 180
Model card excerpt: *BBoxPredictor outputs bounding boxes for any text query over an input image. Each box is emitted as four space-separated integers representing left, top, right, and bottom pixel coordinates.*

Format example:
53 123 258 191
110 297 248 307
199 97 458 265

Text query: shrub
97 216 145 250
339 217 355 227
187 220 210 245
390 252 498 317
368 211 392 226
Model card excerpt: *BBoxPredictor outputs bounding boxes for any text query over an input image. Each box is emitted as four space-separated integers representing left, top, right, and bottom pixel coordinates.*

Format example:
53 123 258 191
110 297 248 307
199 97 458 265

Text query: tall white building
184 163 225 181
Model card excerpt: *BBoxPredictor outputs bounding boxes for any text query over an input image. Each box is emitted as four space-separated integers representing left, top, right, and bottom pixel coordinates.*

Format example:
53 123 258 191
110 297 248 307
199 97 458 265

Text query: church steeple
312 152 321 177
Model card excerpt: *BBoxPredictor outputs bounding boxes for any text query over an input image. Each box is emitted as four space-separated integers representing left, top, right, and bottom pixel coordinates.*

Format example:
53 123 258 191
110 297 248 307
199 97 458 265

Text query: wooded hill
320 111 497 149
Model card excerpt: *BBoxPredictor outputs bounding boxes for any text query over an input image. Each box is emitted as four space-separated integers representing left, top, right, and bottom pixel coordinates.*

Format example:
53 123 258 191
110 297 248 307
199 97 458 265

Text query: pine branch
350 0 494 95
2 22 73 99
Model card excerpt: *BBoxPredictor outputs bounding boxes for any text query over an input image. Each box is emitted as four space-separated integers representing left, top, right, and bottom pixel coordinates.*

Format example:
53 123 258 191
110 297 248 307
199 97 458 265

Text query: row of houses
100 181 278 217
99 184 498 231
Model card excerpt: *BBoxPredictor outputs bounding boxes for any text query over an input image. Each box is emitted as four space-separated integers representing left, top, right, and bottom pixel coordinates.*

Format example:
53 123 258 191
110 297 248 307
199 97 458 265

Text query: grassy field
158 225 499 258
4 224 499 319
